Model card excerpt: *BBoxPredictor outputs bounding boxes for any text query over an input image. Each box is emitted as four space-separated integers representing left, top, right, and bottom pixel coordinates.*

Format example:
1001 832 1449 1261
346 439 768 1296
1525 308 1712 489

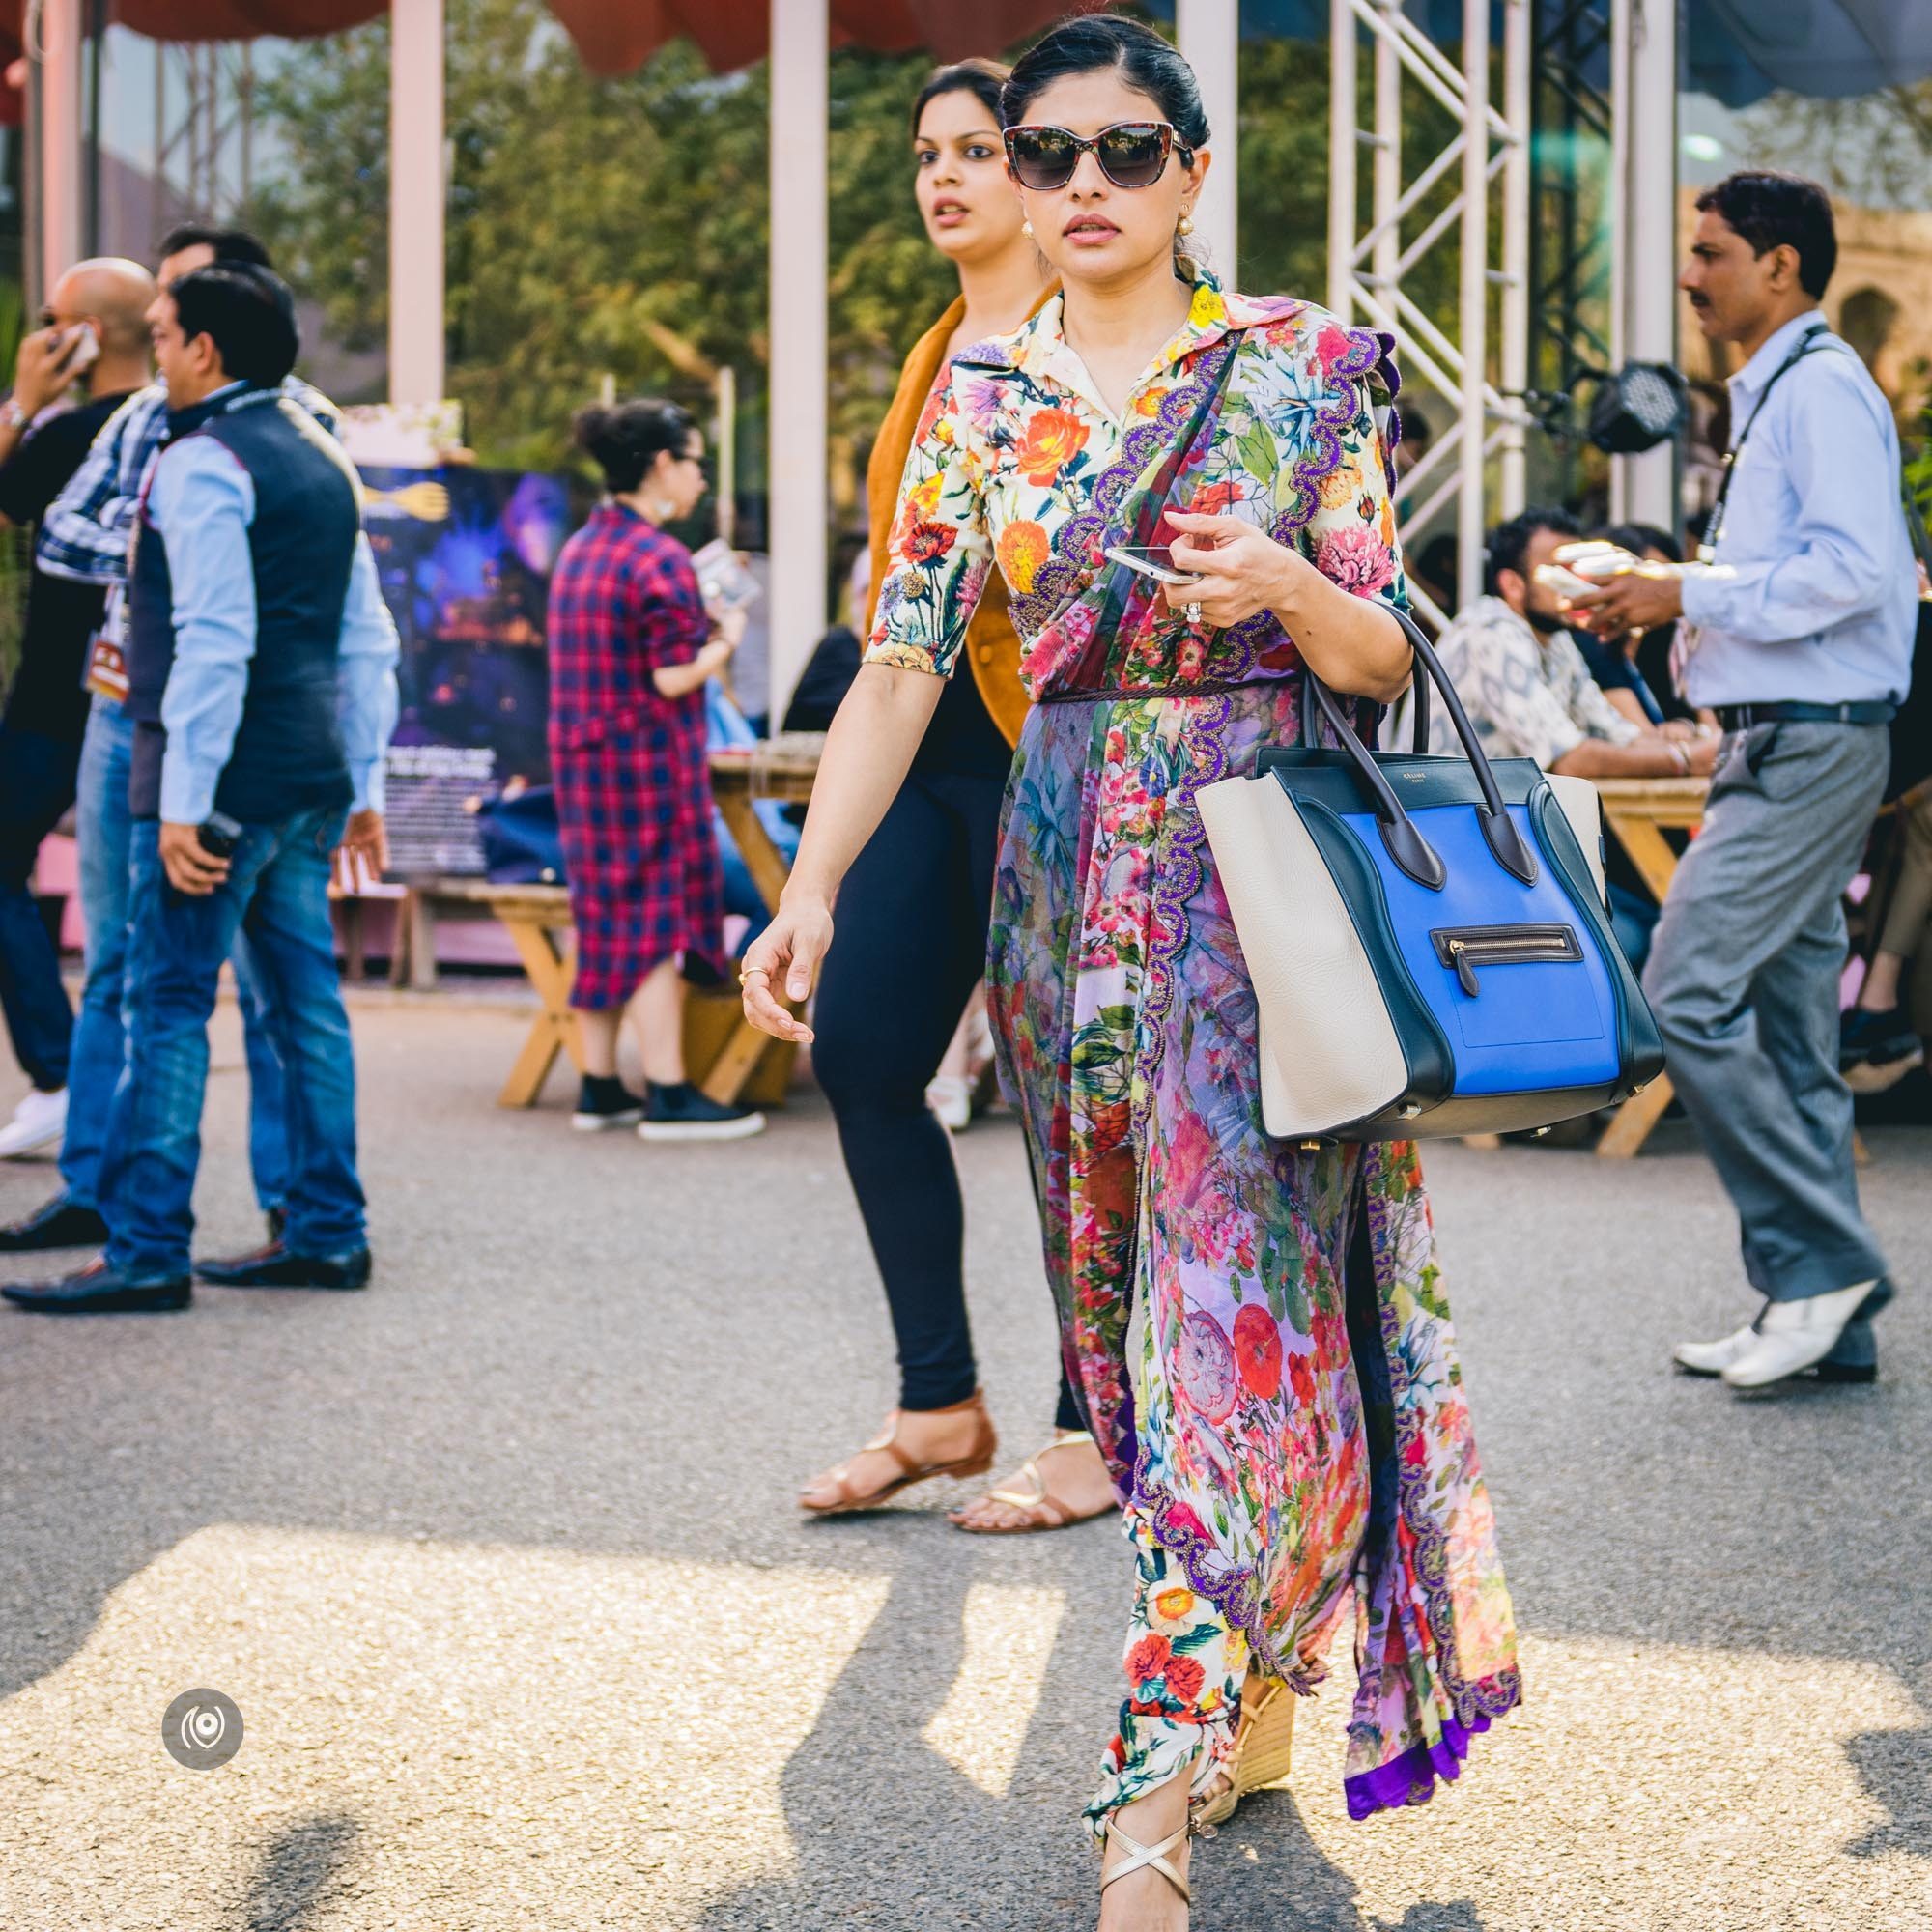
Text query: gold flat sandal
1099 1814 1191 1906
1190 1677 1296 1832
798 1391 997 1518
950 1427 1110 1535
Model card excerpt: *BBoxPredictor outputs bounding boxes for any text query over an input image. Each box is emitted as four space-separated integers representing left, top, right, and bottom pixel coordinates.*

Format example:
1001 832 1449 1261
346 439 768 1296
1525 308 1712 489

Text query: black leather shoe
0 1193 110 1254
195 1241 372 1290
2 1258 191 1313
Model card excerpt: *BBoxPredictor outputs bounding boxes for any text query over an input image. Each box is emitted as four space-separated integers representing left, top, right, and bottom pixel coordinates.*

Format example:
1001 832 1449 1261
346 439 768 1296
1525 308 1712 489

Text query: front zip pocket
1431 923 1582 996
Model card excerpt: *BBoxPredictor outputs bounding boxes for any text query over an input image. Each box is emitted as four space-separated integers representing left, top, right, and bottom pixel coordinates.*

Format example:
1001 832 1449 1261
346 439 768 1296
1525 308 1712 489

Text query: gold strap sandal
950 1427 1110 1535
798 1391 997 1518
1190 1678 1296 1833
1099 1815 1191 1905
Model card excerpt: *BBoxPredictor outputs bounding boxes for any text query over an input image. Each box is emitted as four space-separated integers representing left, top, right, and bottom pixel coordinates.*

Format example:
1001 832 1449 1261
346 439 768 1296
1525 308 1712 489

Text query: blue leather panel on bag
1338 802 1620 1095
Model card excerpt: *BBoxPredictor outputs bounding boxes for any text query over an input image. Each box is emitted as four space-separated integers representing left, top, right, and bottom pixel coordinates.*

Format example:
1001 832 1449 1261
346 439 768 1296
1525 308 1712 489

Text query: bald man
0 256 156 1160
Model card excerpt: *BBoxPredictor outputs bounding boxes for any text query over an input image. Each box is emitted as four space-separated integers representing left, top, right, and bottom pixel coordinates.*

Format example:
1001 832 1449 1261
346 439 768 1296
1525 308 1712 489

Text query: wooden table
1593 776 1707 1158
456 737 821 1110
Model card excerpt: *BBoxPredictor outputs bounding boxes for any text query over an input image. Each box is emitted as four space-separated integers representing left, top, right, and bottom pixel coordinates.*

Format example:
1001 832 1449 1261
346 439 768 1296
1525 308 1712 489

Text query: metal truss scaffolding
154 39 258 226
1328 0 1533 623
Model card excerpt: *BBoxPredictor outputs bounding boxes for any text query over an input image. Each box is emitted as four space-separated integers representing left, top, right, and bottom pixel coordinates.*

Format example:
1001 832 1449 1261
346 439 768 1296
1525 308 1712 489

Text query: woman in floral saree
743 17 1519 1926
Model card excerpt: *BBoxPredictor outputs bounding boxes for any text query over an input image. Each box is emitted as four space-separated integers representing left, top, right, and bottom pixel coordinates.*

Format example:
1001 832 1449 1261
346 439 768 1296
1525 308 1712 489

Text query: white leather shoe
1720 1281 1879 1393
1672 1321 1761 1378
0 1086 67 1159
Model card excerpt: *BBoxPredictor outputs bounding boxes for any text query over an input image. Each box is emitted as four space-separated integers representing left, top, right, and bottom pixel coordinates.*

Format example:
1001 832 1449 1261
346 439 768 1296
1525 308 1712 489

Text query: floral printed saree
867 278 1520 1828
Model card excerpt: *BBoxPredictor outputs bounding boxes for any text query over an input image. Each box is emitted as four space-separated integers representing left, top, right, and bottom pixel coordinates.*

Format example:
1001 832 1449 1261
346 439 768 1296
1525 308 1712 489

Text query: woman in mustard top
798 60 1115 1534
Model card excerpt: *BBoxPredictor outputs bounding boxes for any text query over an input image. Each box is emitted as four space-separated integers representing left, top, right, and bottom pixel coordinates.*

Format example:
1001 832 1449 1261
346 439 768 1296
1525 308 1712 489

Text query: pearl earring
1022 218 1034 237
1178 213 1194 238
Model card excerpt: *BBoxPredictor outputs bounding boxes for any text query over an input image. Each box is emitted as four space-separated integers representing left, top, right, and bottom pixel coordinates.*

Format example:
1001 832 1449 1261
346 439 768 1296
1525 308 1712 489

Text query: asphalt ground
1 991 1927 1931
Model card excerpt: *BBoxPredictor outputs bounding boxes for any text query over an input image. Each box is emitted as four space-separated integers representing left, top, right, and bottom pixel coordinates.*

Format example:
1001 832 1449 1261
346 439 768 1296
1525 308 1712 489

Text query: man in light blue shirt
1577 171 1913 1394
6 264 398 1314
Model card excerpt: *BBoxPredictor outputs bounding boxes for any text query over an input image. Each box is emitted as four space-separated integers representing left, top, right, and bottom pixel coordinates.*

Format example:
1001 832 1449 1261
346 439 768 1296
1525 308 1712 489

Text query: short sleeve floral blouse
866 275 1404 696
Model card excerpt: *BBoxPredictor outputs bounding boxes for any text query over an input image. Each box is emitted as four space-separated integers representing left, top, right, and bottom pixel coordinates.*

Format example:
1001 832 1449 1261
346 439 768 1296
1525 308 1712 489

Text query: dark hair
169 264 299 385
1693 171 1836 298
910 58 1009 138
1598 521 1682 565
1002 13 1208 149
1483 505 1580 597
573 398 698 495
156 223 273 270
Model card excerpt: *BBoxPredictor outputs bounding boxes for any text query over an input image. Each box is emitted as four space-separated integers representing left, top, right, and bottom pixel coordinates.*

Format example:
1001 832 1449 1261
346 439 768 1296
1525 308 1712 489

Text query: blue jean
99 805 363 1279
59 700 292 1215
0 723 80 1092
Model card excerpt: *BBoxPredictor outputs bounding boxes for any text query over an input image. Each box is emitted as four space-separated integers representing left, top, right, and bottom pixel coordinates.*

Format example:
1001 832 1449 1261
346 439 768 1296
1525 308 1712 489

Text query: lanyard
1698 324 1832 564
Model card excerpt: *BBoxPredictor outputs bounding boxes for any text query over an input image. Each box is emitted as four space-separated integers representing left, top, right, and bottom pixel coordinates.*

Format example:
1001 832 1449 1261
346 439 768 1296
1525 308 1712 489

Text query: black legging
812 765 1085 1430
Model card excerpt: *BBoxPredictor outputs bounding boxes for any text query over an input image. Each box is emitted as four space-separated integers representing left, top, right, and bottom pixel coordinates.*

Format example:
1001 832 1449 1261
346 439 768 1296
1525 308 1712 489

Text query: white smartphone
59 321 100 376
1533 562 1606 600
1103 543 1203 586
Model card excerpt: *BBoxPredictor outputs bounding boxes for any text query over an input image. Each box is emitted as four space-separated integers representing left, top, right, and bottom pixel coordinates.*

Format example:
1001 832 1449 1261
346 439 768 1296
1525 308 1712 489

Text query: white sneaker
0 1086 67 1160
1720 1281 1879 1393
1672 1321 1761 1378
926 1074 974 1133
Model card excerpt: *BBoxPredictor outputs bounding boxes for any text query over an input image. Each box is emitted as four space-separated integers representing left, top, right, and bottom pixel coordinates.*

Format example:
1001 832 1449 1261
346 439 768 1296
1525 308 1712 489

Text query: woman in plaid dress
547 400 763 1141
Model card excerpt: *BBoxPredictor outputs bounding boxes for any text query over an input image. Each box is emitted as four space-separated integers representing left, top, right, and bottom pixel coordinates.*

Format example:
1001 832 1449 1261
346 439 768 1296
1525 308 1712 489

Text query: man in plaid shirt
0 226 338 1262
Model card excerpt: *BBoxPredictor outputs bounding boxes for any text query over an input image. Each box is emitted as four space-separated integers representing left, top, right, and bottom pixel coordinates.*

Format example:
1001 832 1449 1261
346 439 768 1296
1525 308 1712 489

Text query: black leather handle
1298 601 1539 888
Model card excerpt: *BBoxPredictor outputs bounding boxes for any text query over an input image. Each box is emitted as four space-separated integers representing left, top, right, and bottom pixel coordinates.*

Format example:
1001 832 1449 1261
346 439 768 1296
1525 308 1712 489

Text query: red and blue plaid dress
547 503 724 1009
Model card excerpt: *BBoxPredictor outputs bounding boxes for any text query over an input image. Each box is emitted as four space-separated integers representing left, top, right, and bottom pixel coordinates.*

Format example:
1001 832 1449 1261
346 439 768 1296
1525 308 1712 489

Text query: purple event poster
358 466 575 877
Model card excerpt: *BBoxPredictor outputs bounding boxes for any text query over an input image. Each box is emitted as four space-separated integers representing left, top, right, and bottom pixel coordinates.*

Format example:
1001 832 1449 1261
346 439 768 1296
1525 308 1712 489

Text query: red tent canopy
16 1 1074 72
3 0 1076 126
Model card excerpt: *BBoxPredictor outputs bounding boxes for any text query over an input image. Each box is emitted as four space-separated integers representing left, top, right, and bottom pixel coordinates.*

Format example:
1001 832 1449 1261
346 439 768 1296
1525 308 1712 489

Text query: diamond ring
1183 600 1204 626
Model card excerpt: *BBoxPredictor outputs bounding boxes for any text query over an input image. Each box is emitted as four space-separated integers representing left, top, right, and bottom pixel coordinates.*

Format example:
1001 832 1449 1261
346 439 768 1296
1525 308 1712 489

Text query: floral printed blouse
865 275 1404 688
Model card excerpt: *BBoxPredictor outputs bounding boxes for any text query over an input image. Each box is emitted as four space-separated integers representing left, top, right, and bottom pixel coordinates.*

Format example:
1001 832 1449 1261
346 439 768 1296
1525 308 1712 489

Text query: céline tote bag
1196 607 1665 1141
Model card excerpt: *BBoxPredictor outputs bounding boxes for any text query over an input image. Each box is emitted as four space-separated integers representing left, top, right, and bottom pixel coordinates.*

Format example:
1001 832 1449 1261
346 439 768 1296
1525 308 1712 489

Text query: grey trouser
1643 722 1891 1317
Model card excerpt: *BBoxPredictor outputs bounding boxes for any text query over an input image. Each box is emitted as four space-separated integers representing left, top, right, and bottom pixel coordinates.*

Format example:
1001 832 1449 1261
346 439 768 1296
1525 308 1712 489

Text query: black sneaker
1839 1006 1924 1094
572 1074 646 1131
638 1081 766 1143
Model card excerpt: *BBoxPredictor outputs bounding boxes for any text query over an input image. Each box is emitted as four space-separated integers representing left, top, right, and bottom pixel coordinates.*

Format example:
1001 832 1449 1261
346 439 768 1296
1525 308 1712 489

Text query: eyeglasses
1004 122 1191 192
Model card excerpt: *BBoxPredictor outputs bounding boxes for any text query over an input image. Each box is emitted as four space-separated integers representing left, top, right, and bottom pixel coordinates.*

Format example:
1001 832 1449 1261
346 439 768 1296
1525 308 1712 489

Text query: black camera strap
1698 323 1832 562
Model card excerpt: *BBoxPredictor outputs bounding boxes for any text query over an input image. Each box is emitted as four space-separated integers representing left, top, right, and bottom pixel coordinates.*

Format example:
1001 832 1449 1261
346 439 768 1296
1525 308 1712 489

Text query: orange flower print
1149 1585 1198 1634
1189 477 1243 515
1162 1655 1208 1704
1126 1634 1173 1687
903 519 957 567
997 518 1051 595
1133 384 1167 419
1318 466 1358 512
1012 406 1090 484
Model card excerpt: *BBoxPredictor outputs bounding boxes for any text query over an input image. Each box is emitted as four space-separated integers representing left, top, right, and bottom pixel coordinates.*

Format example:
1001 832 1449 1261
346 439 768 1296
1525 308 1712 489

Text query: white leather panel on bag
1545 773 1608 907
1196 773 1408 1139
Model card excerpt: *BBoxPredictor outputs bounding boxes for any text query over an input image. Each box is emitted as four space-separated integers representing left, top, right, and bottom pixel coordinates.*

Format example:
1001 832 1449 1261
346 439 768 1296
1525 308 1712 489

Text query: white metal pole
1371 0 1399 314
32 0 85 307
767 0 830 717
388 0 446 406
1177 0 1239 285
1607 0 1633 521
1327 0 1357 319
1624 0 1680 530
714 363 738 550
1499 0 1530 516
1456 0 1490 605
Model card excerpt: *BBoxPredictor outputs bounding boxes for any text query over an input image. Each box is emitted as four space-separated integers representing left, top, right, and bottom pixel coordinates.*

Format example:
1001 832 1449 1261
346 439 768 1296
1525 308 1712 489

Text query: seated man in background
1433 506 1718 966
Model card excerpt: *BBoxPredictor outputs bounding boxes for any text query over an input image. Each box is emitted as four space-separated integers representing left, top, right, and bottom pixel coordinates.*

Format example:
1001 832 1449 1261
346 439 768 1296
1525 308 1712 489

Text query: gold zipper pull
1448 938 1480 998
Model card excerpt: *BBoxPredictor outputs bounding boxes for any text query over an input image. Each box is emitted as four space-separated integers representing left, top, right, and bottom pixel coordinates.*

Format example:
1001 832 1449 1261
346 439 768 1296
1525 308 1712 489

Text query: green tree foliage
253 1 954 496
252 9 1484 508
